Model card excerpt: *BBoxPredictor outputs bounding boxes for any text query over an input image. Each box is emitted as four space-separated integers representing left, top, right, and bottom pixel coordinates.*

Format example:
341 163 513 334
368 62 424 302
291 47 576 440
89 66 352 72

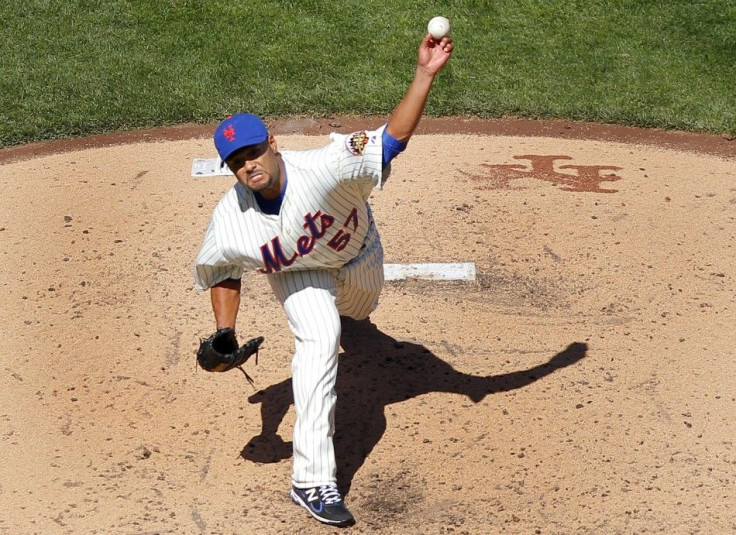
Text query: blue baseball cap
213 113 269 163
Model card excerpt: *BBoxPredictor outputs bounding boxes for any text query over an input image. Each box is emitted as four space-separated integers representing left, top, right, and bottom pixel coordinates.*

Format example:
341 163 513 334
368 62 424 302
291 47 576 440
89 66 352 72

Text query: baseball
427 16 450 40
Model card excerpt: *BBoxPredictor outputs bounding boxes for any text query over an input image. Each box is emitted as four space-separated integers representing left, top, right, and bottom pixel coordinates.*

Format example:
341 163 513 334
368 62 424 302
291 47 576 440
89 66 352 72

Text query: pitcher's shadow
241 318 587 495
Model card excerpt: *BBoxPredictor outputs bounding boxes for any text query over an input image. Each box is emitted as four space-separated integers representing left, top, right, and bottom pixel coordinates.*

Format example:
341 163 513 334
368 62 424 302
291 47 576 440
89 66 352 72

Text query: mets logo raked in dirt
461 154 623 193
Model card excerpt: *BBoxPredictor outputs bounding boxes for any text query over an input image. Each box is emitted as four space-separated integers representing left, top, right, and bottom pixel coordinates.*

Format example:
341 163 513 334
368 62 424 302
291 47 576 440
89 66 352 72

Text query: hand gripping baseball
418 33 454 76
196 327 264 384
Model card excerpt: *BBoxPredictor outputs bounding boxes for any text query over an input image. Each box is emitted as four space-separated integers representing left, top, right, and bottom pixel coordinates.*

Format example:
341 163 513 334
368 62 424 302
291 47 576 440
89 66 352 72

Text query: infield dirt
1 118 734 534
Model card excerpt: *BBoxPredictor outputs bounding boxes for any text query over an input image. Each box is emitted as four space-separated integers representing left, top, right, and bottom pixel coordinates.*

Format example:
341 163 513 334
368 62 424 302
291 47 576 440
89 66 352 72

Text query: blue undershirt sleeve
382 128 407 168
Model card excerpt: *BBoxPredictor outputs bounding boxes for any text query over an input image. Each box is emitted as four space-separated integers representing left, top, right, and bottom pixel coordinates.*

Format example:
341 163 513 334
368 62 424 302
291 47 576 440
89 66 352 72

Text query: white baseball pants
267 226 384 487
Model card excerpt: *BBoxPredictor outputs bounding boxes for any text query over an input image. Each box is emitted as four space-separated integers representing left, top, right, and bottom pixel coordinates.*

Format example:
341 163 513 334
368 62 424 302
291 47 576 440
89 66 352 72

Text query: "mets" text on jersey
259 208 360 274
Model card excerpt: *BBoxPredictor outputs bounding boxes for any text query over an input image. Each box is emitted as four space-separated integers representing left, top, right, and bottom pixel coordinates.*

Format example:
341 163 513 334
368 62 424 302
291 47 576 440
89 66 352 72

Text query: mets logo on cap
223 124 236 142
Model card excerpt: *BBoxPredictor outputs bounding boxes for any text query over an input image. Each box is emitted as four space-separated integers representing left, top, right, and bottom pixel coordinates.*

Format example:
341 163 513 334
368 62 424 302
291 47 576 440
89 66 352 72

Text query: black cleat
290 485 355 527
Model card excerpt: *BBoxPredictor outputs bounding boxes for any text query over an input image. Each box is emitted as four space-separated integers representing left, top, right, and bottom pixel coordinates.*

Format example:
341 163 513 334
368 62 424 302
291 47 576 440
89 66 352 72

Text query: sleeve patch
346 131 370 156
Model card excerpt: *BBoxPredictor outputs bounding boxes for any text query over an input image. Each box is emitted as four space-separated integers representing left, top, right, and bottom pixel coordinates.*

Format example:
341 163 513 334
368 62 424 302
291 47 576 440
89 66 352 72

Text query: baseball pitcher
194 33 454 527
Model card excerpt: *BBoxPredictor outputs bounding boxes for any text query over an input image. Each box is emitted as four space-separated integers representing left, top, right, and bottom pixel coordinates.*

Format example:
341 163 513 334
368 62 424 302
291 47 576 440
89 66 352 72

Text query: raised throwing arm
385 35 454 143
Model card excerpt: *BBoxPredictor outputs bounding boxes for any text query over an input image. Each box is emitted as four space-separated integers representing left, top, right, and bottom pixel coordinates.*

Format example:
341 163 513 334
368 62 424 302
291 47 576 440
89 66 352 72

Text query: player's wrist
216 322 236 332
415 65 437 81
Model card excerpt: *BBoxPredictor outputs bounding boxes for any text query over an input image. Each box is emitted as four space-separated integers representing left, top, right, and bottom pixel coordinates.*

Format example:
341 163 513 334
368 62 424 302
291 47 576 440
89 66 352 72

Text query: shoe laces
318 485 342 506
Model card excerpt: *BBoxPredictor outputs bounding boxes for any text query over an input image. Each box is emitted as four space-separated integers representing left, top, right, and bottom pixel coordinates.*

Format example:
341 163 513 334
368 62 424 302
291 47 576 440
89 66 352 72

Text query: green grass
1 0 734 147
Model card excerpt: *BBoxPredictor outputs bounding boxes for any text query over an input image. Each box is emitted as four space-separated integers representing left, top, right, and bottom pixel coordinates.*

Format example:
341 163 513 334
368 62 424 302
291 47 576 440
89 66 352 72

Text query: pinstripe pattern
268 270 341 486
194 126 386 290
336 213 384 319
194 126 388 487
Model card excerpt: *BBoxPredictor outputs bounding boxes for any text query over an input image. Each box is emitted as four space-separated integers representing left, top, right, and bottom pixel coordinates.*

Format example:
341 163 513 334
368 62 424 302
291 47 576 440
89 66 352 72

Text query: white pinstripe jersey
194 125 387 291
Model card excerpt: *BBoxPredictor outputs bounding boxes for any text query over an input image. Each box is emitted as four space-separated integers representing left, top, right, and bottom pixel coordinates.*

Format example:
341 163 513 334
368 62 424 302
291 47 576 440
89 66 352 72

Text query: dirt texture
1 118 734 535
